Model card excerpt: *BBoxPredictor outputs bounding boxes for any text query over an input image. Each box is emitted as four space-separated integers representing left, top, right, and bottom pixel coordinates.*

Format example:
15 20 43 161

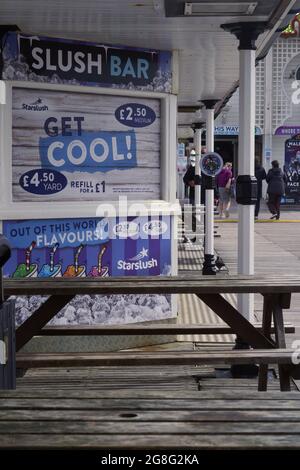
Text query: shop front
0 32 179 347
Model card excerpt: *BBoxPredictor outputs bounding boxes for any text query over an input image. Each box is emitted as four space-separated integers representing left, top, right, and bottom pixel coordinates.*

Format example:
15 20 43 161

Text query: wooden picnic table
3 274 300 391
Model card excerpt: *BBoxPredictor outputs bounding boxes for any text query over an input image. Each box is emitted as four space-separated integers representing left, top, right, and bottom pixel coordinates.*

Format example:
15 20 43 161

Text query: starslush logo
22 98 48 111
117 247 158 271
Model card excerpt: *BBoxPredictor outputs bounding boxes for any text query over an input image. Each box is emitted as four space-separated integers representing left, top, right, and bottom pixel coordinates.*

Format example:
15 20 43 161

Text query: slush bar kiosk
0 32 179 331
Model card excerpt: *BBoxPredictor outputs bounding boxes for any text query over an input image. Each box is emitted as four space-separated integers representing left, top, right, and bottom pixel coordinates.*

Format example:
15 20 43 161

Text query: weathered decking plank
1 408 300 422
1 433 300 449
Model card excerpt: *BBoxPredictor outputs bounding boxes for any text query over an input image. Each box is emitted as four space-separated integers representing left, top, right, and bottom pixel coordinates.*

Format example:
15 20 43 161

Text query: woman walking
266 160 286 220
254 156 266 220
216 162 233 218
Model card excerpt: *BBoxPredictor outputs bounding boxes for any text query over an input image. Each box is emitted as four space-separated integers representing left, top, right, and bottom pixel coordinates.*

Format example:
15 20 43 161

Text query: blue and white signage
2 32 172 93
19 169 68 195
12 87 161 202
39 131 137 173
3 216 173 325
214 125 262 136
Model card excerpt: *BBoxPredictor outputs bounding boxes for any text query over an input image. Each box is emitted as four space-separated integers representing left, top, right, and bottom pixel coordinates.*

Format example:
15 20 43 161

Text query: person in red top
216 162 233 218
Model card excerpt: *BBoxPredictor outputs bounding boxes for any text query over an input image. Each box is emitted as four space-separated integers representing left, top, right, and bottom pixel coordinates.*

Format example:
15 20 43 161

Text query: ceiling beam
178 105 202 113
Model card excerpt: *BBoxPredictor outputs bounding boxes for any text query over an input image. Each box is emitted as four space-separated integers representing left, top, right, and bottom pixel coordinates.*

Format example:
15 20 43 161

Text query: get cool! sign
12 88 161 202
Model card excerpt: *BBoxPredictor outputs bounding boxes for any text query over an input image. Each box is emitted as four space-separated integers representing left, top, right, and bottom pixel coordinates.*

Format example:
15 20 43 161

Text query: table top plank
4 275 300 295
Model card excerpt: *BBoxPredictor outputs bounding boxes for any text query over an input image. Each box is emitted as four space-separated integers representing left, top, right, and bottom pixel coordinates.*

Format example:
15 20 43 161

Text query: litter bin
0 235 16 389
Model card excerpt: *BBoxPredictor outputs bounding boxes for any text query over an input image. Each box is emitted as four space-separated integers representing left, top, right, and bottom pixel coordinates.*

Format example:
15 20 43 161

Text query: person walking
183 150 196 205
216 162 233 218
266 160 286 220
183 150 200 242
254 156 266 219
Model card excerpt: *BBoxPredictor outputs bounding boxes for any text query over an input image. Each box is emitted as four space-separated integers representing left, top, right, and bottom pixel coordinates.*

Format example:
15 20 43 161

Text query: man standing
183 150 201 241
183 150 196 204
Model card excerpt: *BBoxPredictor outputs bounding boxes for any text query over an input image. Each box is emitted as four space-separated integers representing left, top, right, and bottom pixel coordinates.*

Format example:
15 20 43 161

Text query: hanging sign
2 32 172 92
200 152 223 177
214 125 262 136
275 126 300 136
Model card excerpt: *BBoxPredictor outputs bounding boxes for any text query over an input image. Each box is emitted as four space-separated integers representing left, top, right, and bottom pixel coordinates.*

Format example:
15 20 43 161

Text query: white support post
194 126 202 243
202 103 218 275
221 21 267 324
205 108 215 257
237 48 255 322
263 49 273 179
221 21 268 372
194 127 202 208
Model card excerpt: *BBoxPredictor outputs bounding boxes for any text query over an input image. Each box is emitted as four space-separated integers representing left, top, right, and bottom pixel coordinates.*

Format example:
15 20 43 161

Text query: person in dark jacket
183 150 202 241
183 152 196 205
254 157 266 219
266 160 286 220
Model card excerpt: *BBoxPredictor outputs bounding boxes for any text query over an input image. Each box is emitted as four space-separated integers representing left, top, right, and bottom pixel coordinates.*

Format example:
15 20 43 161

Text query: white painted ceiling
0 0 296 127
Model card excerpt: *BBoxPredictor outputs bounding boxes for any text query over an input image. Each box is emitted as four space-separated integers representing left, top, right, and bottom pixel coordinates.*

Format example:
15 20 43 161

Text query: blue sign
19 169 67 195
2 32 172 93
39 130 137 173
177 143 185 157
3 216 171 278
214 125 262 136
115 103 156 128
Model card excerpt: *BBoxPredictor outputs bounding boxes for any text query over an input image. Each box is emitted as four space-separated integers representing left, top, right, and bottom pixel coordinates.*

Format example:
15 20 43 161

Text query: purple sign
275 126 300 136
3 216 171 279
283 134 300 204
3 216 173 326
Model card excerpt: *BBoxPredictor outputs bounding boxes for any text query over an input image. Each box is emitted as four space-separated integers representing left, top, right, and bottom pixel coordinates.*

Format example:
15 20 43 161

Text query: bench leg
16 295 74 351
272 295 291 392
258 295 273 392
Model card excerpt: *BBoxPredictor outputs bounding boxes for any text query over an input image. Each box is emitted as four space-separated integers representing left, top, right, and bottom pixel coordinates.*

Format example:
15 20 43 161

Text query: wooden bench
38 322 295 335
16 348 296 368
3 274 300 391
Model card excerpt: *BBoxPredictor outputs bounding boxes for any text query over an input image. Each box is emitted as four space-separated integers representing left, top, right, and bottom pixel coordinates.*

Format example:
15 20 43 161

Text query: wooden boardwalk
215 221 300 347
177 218 300 347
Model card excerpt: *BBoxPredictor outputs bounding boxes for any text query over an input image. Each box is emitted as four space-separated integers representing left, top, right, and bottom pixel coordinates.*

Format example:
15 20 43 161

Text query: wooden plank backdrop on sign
12 88 161 202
